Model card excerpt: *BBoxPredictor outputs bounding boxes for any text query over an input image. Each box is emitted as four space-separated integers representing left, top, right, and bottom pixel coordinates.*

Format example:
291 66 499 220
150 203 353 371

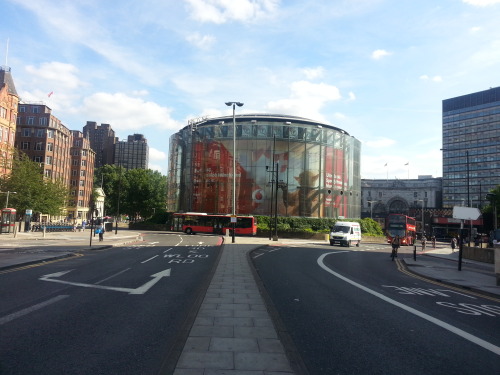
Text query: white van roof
335 221 359 226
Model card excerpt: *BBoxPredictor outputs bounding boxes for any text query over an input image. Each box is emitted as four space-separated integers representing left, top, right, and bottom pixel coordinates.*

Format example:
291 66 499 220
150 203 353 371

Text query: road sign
230 215 237 223
452 206 481 221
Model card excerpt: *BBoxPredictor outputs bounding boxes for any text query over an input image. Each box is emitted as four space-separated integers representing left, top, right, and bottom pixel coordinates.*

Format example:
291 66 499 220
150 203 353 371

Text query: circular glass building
167 114 361 218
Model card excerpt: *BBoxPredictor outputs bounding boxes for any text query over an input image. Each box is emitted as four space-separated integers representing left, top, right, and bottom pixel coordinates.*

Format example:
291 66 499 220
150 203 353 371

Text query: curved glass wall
167 115 361 218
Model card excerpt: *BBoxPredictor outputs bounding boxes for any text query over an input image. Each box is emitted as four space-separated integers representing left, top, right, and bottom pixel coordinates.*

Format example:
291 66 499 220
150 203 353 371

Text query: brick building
0 66 19 178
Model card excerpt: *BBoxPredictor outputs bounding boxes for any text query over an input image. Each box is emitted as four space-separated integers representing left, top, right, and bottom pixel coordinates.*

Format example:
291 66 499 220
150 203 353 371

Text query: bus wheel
185 228 193 235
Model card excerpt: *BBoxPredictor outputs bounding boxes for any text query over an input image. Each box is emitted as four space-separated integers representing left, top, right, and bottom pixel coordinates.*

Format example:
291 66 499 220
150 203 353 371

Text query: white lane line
317 252 500 356
95 268 131 284
163 248 173 253
141 255 159 264
0 295 69 325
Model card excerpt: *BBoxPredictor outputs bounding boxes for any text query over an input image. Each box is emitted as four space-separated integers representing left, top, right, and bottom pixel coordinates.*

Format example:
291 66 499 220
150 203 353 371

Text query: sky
1 0 499 178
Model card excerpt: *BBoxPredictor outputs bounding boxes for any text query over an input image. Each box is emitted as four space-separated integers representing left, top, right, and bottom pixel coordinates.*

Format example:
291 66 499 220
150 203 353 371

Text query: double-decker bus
172 213 257 236
386 214 416 245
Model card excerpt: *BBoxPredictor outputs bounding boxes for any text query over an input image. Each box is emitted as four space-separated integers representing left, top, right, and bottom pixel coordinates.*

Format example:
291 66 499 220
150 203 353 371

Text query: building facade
167 114 361 218
114 133 149 170
83 121 117 168
0 66 19 178
442 87 500 208
15 104 95 223
361 176 442 233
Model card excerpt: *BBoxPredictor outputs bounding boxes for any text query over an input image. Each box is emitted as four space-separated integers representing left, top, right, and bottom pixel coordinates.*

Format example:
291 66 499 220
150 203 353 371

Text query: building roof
184 113 353 137
0 66 18 97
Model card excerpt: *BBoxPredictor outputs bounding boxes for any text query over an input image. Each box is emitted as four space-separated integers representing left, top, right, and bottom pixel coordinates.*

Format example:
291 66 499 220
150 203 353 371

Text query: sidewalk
1 232 498 374
0 229 143 270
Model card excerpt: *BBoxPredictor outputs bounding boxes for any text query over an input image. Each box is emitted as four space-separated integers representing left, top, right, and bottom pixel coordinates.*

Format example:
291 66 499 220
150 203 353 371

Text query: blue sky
1 0 499 177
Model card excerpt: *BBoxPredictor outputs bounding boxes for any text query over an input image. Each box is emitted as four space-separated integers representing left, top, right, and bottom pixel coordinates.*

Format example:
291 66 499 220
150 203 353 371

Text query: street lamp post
417 199 425 238
0 191 17 208
367 200 376 219
225 101 244 244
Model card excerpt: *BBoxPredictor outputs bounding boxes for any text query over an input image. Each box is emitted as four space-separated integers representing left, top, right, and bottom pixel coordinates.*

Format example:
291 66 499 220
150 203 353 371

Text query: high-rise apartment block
0 66 19 178
442 86 500 208
69 130 96 221
83 121 116 168
114 133 149 170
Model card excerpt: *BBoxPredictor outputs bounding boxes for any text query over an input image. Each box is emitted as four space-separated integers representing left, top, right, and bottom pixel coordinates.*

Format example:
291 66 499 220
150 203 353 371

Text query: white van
329 221 361 247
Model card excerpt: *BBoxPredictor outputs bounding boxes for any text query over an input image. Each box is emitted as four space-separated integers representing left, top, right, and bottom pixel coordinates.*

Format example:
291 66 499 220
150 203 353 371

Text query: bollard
495 247 500 286
43 226 46 238
413 244 417 261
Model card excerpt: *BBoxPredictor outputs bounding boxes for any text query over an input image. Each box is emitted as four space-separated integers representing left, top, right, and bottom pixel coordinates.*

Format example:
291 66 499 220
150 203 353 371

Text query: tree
94 166 167 221
484 185 500 231
0 152 69 217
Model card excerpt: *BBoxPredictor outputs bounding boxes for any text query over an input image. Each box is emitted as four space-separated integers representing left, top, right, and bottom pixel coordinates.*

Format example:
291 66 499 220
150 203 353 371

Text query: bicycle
391 245 398 261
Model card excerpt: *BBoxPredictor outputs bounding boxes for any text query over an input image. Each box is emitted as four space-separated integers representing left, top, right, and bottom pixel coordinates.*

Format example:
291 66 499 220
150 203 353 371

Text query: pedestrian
451 237 457 252
82 220 86 232
421 235 427 251
95 224 104 241
431 235 436 248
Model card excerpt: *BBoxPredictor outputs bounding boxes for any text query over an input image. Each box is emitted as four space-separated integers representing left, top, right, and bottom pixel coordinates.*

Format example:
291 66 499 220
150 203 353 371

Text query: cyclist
391 235 400 259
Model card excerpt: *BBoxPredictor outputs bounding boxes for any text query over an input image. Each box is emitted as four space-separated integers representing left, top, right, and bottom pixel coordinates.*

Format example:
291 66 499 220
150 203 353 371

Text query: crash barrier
31 224 74 232
462 246 494 264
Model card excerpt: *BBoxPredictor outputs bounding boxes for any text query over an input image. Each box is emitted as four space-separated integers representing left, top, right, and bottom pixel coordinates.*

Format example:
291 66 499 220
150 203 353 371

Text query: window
36 129 44 137
80 170 86 177
71 180 77 186
47 143 53 151
0 106 6 119
44 169 52 178
27 117 34 125
81 160 87 167
33 156 42 163
73 159 79 166
78 200 83 207
32 106 40 113
45 156 53 165
23 128 30 137
82 150 87 156
35 142 43 151
47 130 54 138
21 141 30 149
79 190 84 196
19 106 26 113
414 192 418 198
39 117 48 126
79 180 85 186
72 170 78 176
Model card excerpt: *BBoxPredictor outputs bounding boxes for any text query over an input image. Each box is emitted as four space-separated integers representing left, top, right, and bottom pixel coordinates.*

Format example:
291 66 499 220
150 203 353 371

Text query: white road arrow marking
39 268 171 295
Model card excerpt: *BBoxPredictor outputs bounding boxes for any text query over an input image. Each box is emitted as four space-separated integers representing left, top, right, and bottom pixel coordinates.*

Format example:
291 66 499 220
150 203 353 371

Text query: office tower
83 121 117 168
442 87 500 208
114 133 149 170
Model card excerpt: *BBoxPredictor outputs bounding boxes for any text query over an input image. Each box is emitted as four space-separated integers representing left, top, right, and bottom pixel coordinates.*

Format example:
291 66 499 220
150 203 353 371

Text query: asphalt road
0 233 221 375
251 242 500 375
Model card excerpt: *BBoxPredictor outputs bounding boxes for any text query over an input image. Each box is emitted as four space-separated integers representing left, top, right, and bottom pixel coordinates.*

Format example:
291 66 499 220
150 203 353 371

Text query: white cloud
462 0 500 6
186 33 216 49
302 66 325 80
469 26 481 33
184 0 280 24
420 74 443 82
267 80 342 121
149 147 167 161
371 49 392 60
81 92 182 131
362 137 396 148
25 62 86 90
348 91 356 101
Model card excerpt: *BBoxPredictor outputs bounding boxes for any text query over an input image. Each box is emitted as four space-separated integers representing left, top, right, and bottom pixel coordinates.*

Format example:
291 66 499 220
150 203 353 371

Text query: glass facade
442 87 500 208
167 114 361 218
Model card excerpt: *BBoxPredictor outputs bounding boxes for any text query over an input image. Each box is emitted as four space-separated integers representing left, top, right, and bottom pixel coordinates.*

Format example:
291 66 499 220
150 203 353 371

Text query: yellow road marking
395 258 500 303
0 253 83 275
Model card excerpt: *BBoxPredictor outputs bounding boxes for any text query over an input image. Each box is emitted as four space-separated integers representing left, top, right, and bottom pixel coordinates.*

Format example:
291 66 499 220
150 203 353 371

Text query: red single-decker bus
172 213 257 236
386 214 416 245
